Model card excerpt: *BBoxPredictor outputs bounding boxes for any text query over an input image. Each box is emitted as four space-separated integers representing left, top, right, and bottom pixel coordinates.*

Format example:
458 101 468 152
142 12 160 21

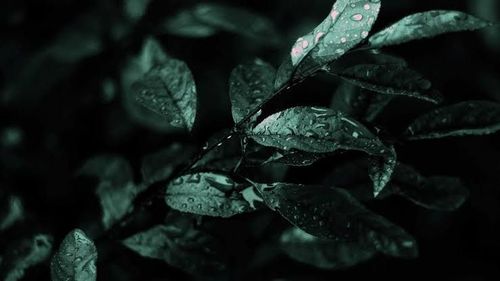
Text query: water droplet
315 32 325 43
364 4 371 10
335 48 345 54
351 14 363 21
301 40 309 49
340 37 347 43
331 10 340 20
361 31 369 38
181 203 188 208
352 132 359 138
188 197 195 203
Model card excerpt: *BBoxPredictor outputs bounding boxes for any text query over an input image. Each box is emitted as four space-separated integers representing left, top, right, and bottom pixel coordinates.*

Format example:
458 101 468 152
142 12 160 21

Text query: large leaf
141 143 196 184
249 106 389 155
275 0 381 88
121 38 177 132
122 215 226 274
0 234 53 281
330 81 394 122
51 229 97 281
165 172 255 217
133 58 197 131
254 182 418 257
79 155 138 229
229 59 276 124
162 3 280 44
404 100 500 140
331 64 442 103
280 227 375 269
369 10 493 48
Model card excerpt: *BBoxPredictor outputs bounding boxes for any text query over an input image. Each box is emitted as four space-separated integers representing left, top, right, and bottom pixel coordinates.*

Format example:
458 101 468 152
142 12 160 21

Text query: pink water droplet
361 31 369 38
351 14 363 21
301 40 309 48
314 32 325 43
330 10 340 20
364 4 371 10
291 46 303 57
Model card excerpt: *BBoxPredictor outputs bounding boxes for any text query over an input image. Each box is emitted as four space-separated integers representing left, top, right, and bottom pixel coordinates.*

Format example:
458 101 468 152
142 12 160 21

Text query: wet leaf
391 163 469 211
331 81 394 122
331 64 442 103
122 216 226 274
51 229 97 281
165 172 254 217
405 101 500 140
141 143 196 184
229 59 276 124
0 234 53 281
121 38 178 132
280 227 375 269
369 10 493 48
0 195 24 231
79 155 138 229
254 182 418 257
275 0 381 88
133 57 197 131
248 106 389 156
163 3 280 44
369 145 397 197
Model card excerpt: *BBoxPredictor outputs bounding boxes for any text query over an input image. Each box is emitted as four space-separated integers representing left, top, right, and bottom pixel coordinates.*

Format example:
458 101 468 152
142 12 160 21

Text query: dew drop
340 37 347 43
330 10 340 21
352 132 359 138
361 31 369 38
351 14 363 21
314 32 325 43
301 40 309 49
364 4 371 10
188 197 195 203
181 203 188 208
335 48 345 54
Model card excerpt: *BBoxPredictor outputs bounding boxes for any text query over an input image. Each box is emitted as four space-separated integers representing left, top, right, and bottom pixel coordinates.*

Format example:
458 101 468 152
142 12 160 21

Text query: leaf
193 130 243 171
369 145 397 197
405 101 500 140
162 3 280 44
141 143 196 184
133 58 197 131
390 163 469 211
331 64 442 103
0 195 24 231
330 81 394 122
124 0 151 22
369 10 493 48
51 229 97 281
121 38 179 132
254 182 418 257
280 227 375 269
260 149 329 167
248 106 389 156
79 155 137 229
165 172 254 217
0 234 53 281
229 59 276 124
275 0 381 88
122 216 226 274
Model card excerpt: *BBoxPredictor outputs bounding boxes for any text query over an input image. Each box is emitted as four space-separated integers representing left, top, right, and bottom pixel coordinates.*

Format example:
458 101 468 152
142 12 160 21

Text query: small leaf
405 101 500 140
163 3 280 44
79 155 137 230
331 81 394 122
229 59 276 124
165 172 254 217
121 38 177 132
369 10 493 48
369 145 397 197
124 0 151 22
332 64 442 103
0 234 53 281
280 227 375 269
249 106 389 156
122 216 226 274
391 163 469 211
0 195 24 231
141 143 196 184
276 0 381 88
254 182 418 257
51 229 97 281
133 59 197 131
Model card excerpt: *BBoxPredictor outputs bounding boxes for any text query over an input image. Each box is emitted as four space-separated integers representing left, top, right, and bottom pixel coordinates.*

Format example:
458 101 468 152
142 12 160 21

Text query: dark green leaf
51 229 97 281
0 195 24 231
122 215 226 274
254 182 418 257
133 57 197 131
276 0 381 88
280 227 375 269
331 64 442 103
405 101 500 140
369 10 493 48
165 172 255 217
141 143 196 184
193 131 243 171
163 3 280 44
249 106 389 155
79 155 138 229
369 145 397 197
0 234 52 281
229 59 276 124
331 81 394 122
121 38 178 132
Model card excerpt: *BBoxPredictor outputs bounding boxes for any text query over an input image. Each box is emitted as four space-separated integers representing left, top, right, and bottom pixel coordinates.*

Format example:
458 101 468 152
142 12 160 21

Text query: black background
1 0 500 280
